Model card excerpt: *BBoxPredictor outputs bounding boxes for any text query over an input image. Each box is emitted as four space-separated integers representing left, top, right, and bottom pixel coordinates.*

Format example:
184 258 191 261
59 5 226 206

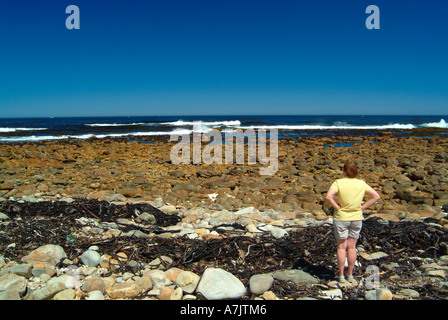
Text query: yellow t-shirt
329 178 372 221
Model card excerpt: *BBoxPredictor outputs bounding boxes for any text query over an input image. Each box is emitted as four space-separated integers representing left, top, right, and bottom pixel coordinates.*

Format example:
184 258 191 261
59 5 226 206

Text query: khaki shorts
333 220 362 240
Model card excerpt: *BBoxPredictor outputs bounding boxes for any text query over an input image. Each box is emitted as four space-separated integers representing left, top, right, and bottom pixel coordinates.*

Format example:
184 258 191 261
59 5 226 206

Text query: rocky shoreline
0 198 447 300
1 133 448 300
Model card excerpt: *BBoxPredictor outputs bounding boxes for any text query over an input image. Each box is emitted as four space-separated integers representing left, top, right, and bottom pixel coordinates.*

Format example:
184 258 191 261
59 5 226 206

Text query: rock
0 182 14 190
144 270 172 289
175 271 200 294
320 288 343 299
31 267 56 278
53 289 77 300
87 290 105 300
0 273 27 295
261 291 276 300
108 282 140 299
148 255 173 270
0 264 32 278
165 267 184 281
135 277 153 292
170 287 183 300
159 286 175 300
99 253 127 271
398 288 419 299
394 175 412 184
0 212 10 220
52 178 69 186
249 274 274 295
0 290 21 300
328 278 358 288
33 281 66 300
365 288 393 300
246 223 263 233
80 250 101 267
82 277 106 293
362 251 389 260
270 227 288 239
160 205 178 214
395 190 432 205
273 269 319 286
196 268 246 300
426 269 446 278
236 207 258 215
104 193 127 203
21 244 67 267
137 212 157 224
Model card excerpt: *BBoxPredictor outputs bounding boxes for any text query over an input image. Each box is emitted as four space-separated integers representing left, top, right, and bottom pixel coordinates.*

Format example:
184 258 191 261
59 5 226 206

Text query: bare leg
346 237 358 276
336 238 347 277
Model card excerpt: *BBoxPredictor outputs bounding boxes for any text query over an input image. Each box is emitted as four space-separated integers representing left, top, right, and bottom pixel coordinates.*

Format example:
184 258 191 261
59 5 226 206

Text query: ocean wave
237 123 416 130
86 122 156 127
0 129 193 142
0 127 47 133
420 119 448 128
162 120 241 127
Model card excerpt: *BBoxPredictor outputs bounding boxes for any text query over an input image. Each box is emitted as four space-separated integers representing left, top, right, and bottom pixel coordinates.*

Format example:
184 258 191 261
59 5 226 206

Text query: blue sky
0 0 447 117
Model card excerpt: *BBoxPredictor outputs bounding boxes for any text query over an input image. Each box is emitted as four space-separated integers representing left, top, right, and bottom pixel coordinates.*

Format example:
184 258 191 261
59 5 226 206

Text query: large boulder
21 244 67 267
196 268 246 300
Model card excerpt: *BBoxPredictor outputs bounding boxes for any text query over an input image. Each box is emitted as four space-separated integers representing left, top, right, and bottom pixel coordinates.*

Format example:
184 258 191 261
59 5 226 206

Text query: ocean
0 115 447 143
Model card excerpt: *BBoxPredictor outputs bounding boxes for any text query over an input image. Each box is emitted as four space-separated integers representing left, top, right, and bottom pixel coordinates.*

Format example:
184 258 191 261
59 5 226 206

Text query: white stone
320 288 343 299
236 207 257 215
196 268 246 300
270 227 288 239
81 250 101 267
249 274 274 295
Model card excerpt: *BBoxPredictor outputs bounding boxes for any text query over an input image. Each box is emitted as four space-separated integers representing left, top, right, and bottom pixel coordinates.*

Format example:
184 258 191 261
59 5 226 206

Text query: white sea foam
0 127 47 132
86 122 157 127
421 119 448 128
162 120 241 127
237 123 416 130
0 129 193 142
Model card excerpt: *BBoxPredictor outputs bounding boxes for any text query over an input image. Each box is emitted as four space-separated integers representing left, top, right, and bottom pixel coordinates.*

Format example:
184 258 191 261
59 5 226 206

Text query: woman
325 159 380 282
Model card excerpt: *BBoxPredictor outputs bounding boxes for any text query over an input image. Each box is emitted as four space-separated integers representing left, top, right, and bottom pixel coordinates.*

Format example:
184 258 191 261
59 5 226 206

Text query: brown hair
343 159 358 178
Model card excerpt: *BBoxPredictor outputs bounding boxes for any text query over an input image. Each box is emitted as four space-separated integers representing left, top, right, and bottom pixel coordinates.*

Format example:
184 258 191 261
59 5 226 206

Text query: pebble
320 288 343 299
261 291 276 300
270 227 288 239
362 251 389 260
32 281 66 300
249 274 274 295
53 289 77 300
170 287 183 300
158 286 175 300
365 288 393 300
81 277 106 293
273 269 319 286
398 288 420 299
175 271 200 294
0 264 32 278
108 282 140 299
80 250 101 267
87 290 105 300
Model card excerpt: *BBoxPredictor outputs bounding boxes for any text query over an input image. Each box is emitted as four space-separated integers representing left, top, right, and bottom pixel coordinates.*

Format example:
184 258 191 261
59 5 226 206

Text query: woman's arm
361 188 381 211
325 188 341 211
